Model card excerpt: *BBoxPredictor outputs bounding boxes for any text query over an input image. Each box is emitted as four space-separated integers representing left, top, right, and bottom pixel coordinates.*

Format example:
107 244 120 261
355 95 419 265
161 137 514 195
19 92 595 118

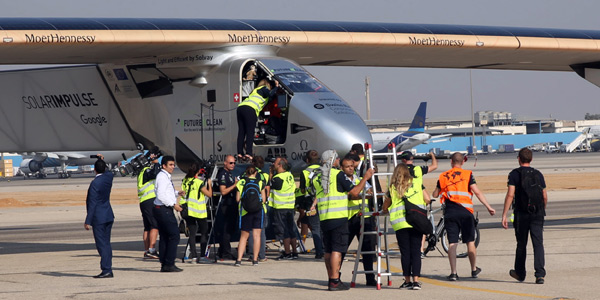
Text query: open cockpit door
240 59 293 146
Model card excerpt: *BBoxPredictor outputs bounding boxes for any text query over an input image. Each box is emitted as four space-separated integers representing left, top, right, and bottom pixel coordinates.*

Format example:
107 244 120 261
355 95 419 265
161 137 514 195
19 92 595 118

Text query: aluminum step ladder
350 142 403 290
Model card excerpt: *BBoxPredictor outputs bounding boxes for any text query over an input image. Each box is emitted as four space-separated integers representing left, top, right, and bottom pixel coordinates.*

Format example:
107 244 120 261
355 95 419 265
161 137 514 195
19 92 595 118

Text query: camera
118 146 163 177
90 154 100 159
199 158 218 181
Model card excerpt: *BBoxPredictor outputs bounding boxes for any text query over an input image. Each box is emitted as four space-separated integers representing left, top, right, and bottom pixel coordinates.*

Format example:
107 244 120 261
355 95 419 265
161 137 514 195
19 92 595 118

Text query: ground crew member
343 153 376 286
299 150 324 259
312 150 373 291
235 165 267 266
432 152 495 281
399 150 437 256
247 155 269 262
383 164 427 290
270 157 298 259
180 161 212 264
137 153 161 259
236 79 279 160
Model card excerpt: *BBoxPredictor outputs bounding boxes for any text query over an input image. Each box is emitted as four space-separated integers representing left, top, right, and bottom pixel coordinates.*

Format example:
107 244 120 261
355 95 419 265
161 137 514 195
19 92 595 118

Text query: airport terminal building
367 111 600 154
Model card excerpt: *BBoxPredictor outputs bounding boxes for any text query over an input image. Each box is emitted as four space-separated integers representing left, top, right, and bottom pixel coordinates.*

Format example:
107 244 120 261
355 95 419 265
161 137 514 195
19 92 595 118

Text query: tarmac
1 152 599 299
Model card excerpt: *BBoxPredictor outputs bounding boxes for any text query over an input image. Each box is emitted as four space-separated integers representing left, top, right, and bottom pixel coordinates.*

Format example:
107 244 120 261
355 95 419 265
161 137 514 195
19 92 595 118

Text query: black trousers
184 217 208 259
236 105 257 156
514 211 546 279
216 201 238 257
347 215 375 282
395 228 422 277
153 206 180 266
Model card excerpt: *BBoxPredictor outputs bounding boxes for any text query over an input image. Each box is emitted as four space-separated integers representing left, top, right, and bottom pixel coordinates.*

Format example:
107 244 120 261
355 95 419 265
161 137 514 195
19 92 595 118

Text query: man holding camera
137 152 161 259
84 154 115 278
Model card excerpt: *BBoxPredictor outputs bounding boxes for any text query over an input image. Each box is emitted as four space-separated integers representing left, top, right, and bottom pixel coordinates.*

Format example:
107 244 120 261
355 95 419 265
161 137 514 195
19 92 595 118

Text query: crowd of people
84 138 547 292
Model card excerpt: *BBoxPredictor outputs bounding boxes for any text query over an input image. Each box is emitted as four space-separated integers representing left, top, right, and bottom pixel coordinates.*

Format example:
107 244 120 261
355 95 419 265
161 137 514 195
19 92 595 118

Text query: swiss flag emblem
233 93 240 103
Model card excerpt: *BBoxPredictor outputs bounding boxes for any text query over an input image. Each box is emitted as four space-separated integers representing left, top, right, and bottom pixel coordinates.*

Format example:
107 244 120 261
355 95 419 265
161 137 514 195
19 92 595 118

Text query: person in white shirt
153 155 185 272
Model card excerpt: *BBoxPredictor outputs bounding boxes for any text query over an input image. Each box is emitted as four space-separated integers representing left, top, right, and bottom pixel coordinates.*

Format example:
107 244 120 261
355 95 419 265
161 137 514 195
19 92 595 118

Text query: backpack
241 178 262 213
517 168 544 213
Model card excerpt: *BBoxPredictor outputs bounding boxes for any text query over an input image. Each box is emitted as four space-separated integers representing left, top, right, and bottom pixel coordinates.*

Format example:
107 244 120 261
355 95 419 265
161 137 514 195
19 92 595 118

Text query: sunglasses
227 161 236 165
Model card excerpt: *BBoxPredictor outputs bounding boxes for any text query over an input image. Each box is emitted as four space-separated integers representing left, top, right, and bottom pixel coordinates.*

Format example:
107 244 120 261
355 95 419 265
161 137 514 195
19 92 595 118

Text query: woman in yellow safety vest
180 161 212 264
383 164 426 290
234 165 266 266
236 78 279 161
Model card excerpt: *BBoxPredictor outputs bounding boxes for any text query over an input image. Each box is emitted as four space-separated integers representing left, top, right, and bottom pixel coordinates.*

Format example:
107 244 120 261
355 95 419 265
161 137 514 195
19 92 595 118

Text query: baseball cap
399 151 414 160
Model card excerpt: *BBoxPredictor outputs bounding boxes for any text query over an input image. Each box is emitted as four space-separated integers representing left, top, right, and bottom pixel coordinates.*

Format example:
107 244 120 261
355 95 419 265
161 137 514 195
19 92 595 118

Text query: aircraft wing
0 66 137 152
0 18 599 75
426 134 452 143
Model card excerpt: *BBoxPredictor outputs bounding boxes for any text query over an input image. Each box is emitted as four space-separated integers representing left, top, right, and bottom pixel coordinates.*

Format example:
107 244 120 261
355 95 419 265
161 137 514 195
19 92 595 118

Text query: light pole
365 76 371 120
470 70 476 154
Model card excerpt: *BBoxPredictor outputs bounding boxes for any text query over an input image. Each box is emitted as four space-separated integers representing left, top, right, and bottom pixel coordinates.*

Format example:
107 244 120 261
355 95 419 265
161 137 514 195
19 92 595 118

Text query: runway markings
380 262 553 299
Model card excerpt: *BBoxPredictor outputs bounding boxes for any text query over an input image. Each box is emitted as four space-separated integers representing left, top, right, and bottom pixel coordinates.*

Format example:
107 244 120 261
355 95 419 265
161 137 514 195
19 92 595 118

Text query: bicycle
423 199 480 258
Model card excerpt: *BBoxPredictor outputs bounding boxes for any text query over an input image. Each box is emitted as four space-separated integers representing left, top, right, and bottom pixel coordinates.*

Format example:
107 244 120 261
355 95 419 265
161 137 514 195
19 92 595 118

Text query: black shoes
509 269 542 284
218 253 236 261
536 277 544 284
471 267 482 278
328 281 349 291
144 250 159 259
160 265 183 272
277 253 292 260
447 273 459 281
93 272 113 278
399 281 413 289
314 253 324 259
509 269 524 282
366 278 377 287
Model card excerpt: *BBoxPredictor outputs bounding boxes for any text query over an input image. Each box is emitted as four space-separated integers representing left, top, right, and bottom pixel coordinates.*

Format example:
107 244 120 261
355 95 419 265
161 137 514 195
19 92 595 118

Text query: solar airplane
1 18 600 172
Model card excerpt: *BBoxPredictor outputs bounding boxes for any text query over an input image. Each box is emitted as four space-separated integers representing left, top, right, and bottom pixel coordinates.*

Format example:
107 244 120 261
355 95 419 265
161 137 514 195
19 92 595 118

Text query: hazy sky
4 0 600 121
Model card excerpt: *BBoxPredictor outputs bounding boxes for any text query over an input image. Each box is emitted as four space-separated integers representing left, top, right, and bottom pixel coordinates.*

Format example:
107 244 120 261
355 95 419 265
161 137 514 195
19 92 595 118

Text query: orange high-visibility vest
438 167 474 214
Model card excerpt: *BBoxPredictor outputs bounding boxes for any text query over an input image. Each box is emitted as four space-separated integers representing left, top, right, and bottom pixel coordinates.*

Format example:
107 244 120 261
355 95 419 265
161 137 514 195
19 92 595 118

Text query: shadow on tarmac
478 216 600 229
240 277 325 291
0 240 141 255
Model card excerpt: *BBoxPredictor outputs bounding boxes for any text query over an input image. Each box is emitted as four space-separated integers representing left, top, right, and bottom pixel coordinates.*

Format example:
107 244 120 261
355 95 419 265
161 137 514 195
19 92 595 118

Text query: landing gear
57 163 70 179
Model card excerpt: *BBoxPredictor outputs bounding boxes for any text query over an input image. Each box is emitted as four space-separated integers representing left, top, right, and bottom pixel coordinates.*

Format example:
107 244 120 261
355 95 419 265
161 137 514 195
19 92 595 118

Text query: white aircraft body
1 18 600 172
20 150 139 178
371 102 450 152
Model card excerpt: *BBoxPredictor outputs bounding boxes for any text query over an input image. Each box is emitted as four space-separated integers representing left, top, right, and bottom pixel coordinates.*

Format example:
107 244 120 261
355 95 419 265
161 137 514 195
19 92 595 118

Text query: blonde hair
389 164 413 196
257 79 271 90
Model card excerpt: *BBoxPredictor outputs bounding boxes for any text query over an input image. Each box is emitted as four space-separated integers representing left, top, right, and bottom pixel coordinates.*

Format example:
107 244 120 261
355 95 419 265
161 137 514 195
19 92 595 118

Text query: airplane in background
20 150 139 178
1 18 600 174
371 102 450 153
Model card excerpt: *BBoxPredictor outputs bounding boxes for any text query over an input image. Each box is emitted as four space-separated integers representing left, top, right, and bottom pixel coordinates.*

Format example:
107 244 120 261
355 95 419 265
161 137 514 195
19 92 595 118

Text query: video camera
118 146 163 177
198 158 218 181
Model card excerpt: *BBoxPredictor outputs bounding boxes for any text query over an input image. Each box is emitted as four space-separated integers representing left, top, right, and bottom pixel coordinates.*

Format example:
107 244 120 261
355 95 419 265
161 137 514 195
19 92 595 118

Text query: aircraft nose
288 90 372 156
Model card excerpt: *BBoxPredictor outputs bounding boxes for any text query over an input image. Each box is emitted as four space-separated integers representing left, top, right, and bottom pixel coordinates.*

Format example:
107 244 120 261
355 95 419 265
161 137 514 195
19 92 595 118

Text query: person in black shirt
502 148 547 284
215 155 239 260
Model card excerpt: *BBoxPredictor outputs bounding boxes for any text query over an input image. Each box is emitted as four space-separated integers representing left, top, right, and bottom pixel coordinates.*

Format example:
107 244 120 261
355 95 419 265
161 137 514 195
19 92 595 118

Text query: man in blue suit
84 155 115 278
